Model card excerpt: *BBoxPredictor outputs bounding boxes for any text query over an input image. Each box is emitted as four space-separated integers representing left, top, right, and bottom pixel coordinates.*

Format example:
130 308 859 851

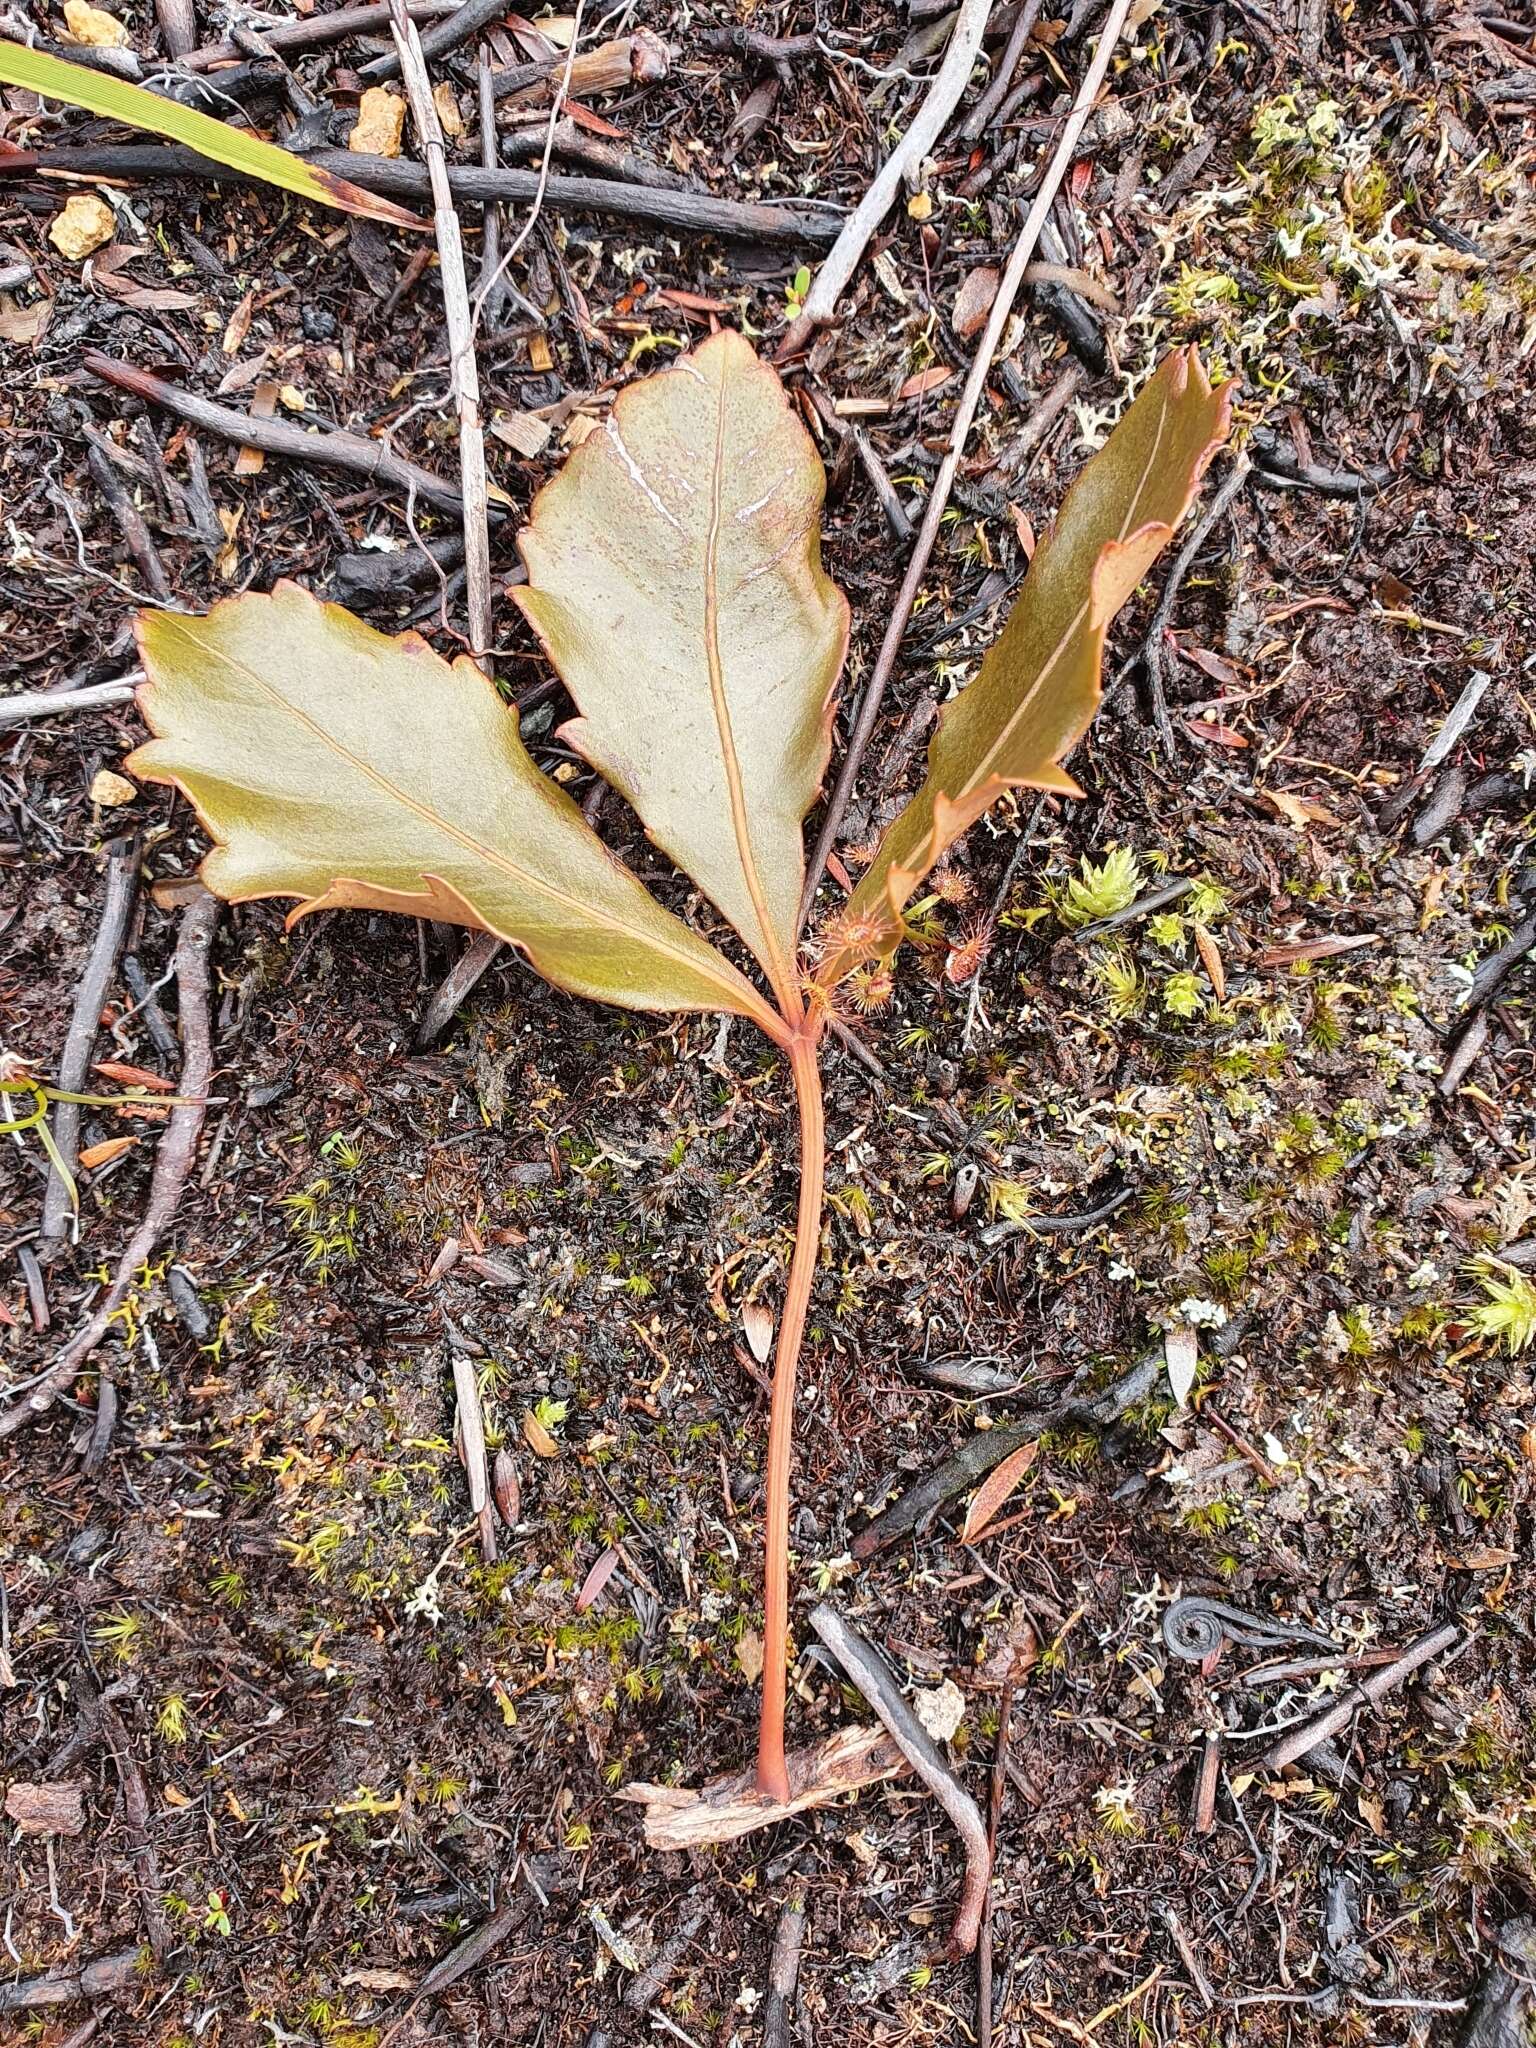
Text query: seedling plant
130 331 1230 1798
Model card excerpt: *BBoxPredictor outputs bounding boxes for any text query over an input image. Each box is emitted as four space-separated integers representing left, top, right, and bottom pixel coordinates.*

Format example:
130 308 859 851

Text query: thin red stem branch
755 1023 826 1800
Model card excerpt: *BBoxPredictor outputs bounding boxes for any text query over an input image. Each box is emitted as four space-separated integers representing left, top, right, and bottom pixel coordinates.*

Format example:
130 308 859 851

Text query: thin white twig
389 0 493 671
0 677 139 729
799 0 1138 926
790 0 992 338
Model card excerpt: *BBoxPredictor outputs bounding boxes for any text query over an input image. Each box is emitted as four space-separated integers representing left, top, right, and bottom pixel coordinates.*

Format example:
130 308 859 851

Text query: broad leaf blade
514 329 849 1010
818 349 1232 983
0 39 423 229
129 583 779 1032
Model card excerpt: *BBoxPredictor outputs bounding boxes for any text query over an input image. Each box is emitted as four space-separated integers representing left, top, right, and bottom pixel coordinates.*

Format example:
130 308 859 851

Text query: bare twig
391 0 492 668
33 145 842 244
809 1603 989 1958
799 0 1136 927
38 836 140 1255
762 1892 808 2048
0 679 138 729
83 353 483 517
1116 452 1251 749
415 928 504 1047
182 0 461 69
1256 1622 1461 1773
961 0 1042 139
783 0 992 348
95 1690 172 1958
2 891 219 1441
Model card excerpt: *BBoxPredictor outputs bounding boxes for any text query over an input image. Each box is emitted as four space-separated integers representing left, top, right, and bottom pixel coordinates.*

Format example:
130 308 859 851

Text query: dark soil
3 2 1536 2045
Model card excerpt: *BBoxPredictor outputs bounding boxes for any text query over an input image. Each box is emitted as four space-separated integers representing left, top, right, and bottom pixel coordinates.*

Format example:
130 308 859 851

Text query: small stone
348 86 407 159
63 0 130 46
49 193 116 261
89 769 137 808
6 1781 86 1836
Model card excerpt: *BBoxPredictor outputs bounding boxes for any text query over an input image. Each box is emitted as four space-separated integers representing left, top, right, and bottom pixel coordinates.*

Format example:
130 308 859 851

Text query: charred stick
182 0 461 69
85 442 170 599
497 117 691 192
798 0 1136 926
24 145 841 244
2 891 219 1441
82 352 485 517
853 1346 1164 1557
361 0 514 83
38 836 140 1256
809 1603 989 1958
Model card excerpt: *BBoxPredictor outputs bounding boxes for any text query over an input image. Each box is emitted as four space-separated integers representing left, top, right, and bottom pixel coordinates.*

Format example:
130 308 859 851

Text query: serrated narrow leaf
0 39 423 230
514 329 849 1010
818 350 1232 984
129 583 779 1034
959 1438 1039 1544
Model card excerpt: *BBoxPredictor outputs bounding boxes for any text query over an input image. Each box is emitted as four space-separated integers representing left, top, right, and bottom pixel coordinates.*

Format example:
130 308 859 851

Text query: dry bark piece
619 1722 908 1849
350 86 407 156
5 1780 87 1835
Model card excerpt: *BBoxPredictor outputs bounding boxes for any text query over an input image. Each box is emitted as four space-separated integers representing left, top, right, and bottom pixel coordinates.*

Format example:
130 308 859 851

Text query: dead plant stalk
389 0 492 668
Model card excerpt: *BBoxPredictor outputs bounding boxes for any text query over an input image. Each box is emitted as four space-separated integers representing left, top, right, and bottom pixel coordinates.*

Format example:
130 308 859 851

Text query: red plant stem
755 1022 826 1801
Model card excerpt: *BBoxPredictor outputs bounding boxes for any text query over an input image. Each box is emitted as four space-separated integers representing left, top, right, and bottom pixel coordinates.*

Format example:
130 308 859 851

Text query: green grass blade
0 38 425 229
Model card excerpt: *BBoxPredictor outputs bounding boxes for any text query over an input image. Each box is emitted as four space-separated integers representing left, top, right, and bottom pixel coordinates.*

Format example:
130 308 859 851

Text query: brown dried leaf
960 1438 1039 1543
953 265 1000 339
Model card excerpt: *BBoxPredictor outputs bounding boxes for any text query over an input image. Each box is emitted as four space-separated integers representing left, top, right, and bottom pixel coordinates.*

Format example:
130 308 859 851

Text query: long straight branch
756 1028 826 1801
390 0 493 670
798 0 1136 931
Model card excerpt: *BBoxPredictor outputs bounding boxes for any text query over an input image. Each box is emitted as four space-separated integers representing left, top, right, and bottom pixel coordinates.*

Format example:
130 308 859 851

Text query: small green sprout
1058 845 1143 928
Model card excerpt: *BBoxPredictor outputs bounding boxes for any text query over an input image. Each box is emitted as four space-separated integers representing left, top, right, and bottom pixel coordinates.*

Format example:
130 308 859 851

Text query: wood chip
349 86 408 158
49 194 116 261
63 0 130 45
6 1781 86 1836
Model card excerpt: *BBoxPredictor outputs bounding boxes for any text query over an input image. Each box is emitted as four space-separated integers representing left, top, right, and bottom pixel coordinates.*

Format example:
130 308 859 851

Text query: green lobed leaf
0 38 424 229
129 583 782 1035
816 348 1233 986
515 329 849 1015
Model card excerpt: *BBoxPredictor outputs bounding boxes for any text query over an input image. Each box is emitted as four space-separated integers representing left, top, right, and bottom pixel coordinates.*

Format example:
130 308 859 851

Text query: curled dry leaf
522 1410 560 1459
816 349 1233 986
959 1436 1039 1543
